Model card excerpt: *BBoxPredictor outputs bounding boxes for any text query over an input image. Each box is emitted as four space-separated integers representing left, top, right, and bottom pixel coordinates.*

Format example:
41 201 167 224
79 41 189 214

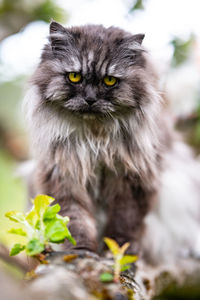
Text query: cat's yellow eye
68 72 82 83
103 75 117 87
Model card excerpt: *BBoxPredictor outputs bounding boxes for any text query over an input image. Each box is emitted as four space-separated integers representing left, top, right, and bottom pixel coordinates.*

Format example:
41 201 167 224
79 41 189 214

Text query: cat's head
25 22 162 180
31 22 158 124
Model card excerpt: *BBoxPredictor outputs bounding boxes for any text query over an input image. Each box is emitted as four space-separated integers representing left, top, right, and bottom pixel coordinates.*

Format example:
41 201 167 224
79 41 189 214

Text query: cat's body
24 22 200 263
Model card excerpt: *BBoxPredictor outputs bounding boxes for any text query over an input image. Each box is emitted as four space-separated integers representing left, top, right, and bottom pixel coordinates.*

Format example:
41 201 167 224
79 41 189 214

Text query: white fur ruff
142 141 200 264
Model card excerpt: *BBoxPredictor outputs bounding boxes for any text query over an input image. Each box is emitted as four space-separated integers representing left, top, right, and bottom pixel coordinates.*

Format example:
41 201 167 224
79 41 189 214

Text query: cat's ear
49 21 73 55
131 34 145 45
49 21 66 35
123 33 145 49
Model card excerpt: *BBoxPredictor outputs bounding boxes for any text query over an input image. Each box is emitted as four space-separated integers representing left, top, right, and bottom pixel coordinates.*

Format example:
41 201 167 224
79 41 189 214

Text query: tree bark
1 249 200 300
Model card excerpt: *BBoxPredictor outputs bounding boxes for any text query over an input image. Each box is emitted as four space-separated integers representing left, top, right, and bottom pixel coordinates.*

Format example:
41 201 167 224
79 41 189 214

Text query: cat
23 21 200 264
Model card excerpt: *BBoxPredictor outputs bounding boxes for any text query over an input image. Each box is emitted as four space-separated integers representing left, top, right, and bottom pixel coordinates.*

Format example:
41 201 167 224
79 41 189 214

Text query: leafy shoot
5 195 76 257
103 237 138 282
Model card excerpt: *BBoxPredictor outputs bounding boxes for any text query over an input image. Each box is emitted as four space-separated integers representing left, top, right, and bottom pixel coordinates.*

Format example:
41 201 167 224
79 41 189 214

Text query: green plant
5 194 76 256
101 237 138 283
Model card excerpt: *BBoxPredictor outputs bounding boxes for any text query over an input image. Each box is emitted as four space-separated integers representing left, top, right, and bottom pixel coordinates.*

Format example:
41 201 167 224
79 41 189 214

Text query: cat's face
33 22 149 122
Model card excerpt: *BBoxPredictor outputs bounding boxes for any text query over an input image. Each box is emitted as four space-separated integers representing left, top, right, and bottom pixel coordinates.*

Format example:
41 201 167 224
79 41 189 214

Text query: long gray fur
23 22 200 262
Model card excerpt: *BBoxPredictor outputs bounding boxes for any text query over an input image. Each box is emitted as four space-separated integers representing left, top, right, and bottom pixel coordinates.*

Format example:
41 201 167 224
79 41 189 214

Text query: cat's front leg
57 195 98 252
34 164 98 252
104 175 156 254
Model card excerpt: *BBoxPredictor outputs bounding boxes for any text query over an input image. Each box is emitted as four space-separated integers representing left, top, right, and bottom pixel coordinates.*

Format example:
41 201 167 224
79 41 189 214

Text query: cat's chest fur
53 126 124 188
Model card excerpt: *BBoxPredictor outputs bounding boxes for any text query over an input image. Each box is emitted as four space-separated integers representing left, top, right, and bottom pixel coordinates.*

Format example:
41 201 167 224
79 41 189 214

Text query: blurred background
0 0 200 251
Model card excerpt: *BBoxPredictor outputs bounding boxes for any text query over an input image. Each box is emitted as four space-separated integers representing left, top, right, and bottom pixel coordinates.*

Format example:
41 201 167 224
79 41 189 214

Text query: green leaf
104 237 119 256
10 244 25 256
45 219 76 245
26 239 44 256
8 228 27 236
45 219 66 242
34 195 55 217
35 220 41 230
43 204 61 220
5 211 26 224
64 226 76 246
100 272 114 282
56 215 69 225
120 255 138 266
119 242 130 255
26 209 38 227
120 265 131 272
45 220 66 242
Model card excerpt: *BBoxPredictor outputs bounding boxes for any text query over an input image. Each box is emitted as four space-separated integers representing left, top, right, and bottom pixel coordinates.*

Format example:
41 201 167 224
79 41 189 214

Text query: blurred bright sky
0 0 200 81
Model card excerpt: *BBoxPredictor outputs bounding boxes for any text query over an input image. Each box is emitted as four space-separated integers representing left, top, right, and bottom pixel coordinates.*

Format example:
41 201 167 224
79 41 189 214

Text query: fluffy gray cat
24 21 200 263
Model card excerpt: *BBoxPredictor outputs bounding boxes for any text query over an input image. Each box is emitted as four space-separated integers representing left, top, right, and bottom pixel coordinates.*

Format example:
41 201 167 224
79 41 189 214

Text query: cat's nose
85 97 96 106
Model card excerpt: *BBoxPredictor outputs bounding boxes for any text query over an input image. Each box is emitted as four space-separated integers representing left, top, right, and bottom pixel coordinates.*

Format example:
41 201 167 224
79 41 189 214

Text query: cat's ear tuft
50 21 66 35
132 34 145 45
122 33 145 50
49 21 72 56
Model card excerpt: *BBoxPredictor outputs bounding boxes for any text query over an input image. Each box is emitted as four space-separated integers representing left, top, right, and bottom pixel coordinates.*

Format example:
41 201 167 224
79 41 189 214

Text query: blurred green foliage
170 33 200 150
170 35 195 67
130 0 145 12
0 149 26 246
0 0 66 22
194 103 200 145
0 0 67 41
32 0 66 23
0 77 27 245
0 77 25 132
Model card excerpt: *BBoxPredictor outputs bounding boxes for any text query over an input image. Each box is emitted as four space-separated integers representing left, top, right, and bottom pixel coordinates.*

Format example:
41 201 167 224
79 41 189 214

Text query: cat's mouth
81 113 96 120
79 107 97 113
75 106 105 118
78 109 102 120
64 103 115 121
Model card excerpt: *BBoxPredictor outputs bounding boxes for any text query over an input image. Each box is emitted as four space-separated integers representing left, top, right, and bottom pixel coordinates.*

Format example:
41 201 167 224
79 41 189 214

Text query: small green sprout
99 272 114 282
102 237 138 283
5 195 76 257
